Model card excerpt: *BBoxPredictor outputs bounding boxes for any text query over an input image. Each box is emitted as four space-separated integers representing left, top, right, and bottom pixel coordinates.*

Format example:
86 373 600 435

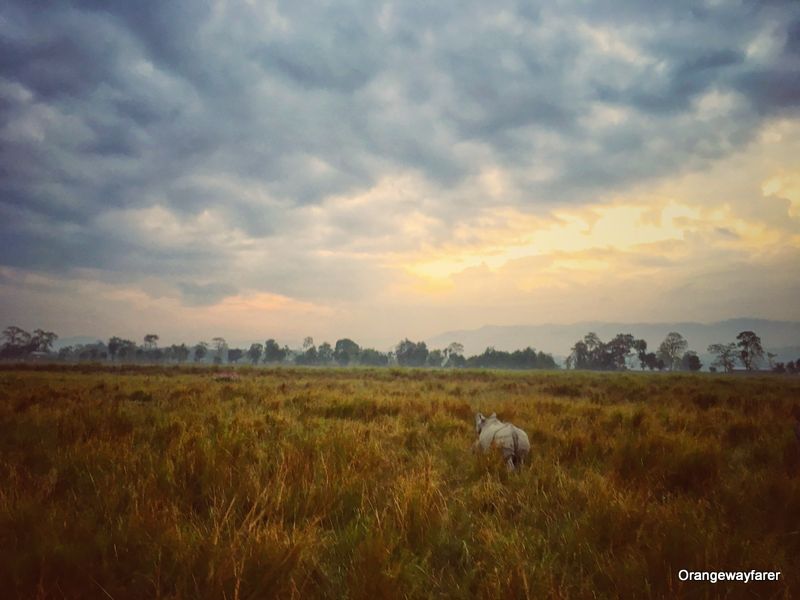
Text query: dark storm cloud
1 0 799 302
595 49 745 115
786 17 800 55
734 68 800 113
0 201 228 277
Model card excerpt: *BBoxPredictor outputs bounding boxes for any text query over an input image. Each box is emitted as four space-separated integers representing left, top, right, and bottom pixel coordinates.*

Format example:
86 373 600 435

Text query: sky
1 0 799 350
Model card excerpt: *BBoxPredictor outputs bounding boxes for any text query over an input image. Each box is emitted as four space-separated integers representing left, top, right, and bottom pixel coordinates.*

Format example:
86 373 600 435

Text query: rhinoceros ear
475 413 483 433
489 412 497 419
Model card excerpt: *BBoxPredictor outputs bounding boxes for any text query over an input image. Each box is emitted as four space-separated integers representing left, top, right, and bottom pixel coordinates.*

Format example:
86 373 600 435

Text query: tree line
566 329 799 373
4 325 797 373
707 330 799 373
0 326 59 359
567 331 702 371
0 326 557 370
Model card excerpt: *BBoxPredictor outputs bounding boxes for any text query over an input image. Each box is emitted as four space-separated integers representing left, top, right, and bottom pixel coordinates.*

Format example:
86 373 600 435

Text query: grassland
1 366 799 599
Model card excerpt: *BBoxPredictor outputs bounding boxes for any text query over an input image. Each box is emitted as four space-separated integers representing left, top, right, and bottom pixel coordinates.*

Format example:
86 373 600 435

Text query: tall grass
1 367 799 598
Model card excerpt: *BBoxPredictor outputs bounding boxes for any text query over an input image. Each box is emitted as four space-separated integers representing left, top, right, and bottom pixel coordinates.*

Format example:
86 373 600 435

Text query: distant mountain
428 319 800 365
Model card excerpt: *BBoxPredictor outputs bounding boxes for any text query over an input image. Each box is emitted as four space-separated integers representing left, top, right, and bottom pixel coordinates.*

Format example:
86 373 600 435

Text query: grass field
1 366 799 599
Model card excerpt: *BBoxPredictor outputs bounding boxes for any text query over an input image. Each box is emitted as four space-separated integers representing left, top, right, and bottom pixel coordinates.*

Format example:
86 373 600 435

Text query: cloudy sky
1 0 799 349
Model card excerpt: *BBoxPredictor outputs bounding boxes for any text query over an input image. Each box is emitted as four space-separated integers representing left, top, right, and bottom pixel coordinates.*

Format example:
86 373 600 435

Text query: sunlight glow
403 201 701 281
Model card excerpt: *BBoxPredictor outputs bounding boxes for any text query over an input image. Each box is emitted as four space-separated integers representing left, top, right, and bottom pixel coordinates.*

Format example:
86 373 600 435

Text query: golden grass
1 367 799 599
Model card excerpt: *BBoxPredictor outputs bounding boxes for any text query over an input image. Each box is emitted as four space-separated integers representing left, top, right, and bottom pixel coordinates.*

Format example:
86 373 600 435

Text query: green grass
1 366 799 598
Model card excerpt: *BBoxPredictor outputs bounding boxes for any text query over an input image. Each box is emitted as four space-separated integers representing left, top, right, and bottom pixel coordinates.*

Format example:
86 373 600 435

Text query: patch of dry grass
0 367 799 598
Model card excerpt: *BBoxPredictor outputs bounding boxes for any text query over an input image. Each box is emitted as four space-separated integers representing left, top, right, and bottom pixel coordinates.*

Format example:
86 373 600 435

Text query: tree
767 352 777 370
443 342 465 367
79 345 103 361
644 352 659 371
583 332 602 352
32 329 58 352
2 326 30 348
293 339 320 366
143 334 159 350
427 349 444 367
295 345 319 366
247 343 263 365
568 340 588 370
359 348 388 366
443 342 465 365
447 353 467 368
708 342 737 373
212 337 227 363
442 342 467 367
194 342 209 363
736 331 764 371
228 348 244 363
566 333 635 371
445 342 464 356
117 339 138 362
1 326 33 359
170 343 190 363
464 346 556 370
395 339 429 367
787 360 797 375
583 333 611 369
108 337 124 362
263 339 287 363
657 332 688 371
317 342 334 364
608 333 636 370
334 338 360 366
680 351 702 372
537 350 557 370
633 339 648 370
